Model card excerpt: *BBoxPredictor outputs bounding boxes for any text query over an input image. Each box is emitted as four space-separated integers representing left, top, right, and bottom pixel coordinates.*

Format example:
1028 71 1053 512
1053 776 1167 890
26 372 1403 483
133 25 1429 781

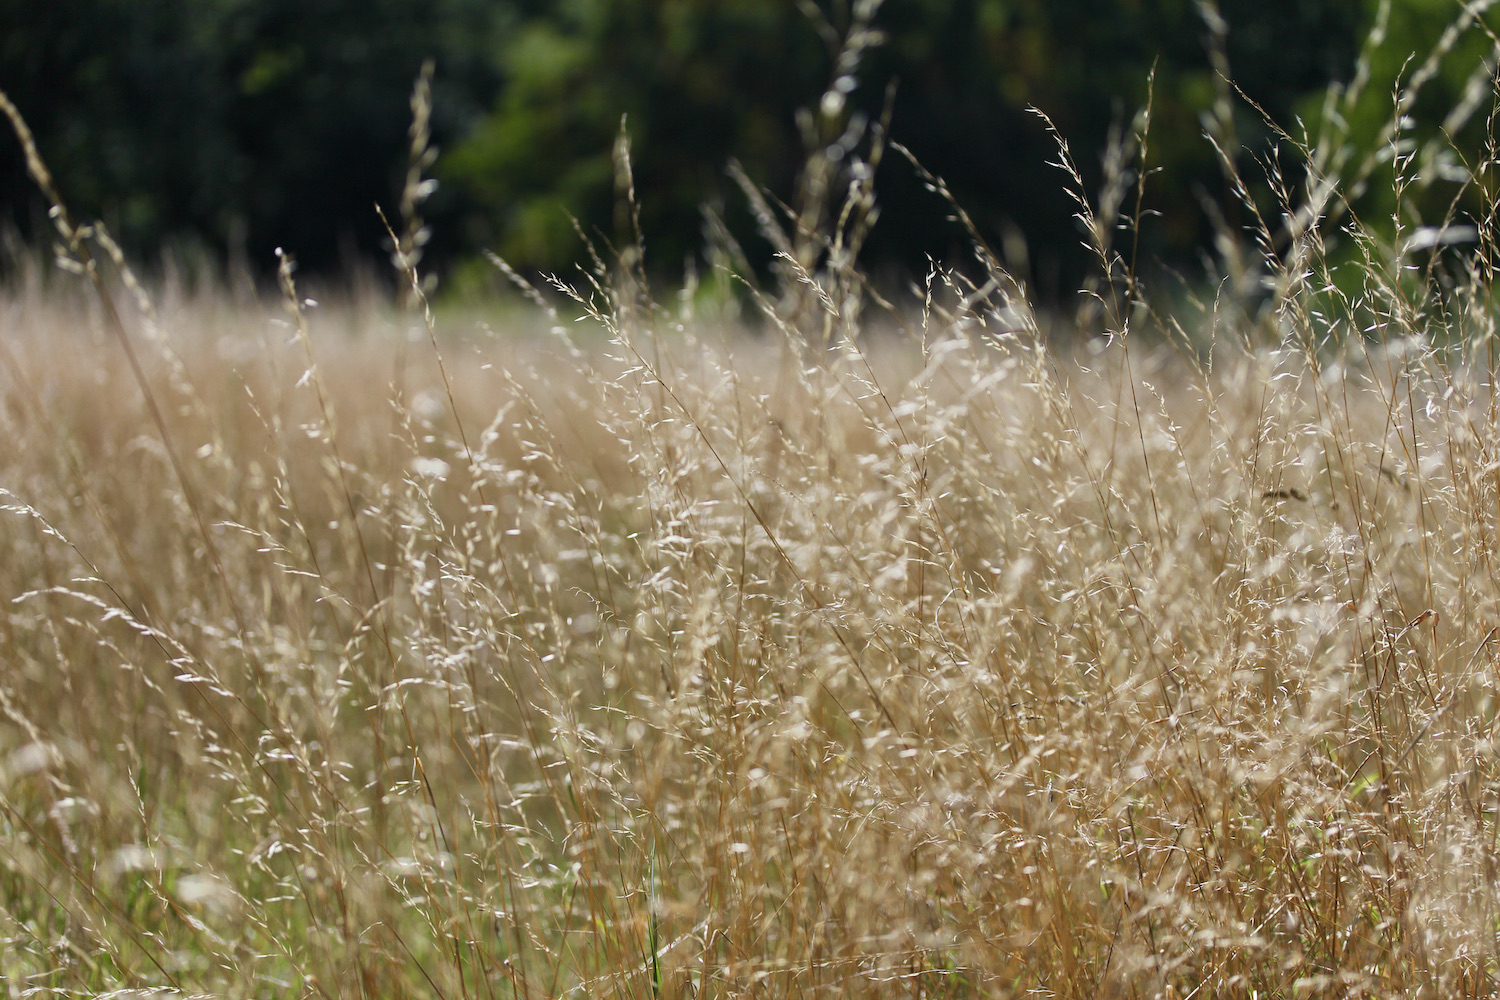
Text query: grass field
4 26 1500 1000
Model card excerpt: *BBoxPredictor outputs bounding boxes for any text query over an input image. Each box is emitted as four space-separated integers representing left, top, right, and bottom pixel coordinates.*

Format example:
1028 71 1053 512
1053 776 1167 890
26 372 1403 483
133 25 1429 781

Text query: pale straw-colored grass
3 8 1500 998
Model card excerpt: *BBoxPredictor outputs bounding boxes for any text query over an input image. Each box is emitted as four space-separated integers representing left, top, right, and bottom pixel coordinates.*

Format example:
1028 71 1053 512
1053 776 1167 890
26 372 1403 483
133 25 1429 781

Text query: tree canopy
0 0 1493 297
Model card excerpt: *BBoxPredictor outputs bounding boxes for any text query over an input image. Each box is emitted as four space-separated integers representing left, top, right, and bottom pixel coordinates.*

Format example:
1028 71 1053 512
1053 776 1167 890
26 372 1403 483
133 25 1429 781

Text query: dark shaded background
0 0 1490 300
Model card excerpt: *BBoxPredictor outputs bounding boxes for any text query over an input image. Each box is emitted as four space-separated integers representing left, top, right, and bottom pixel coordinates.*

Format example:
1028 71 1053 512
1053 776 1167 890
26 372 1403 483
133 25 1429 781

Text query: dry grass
2 259 1498 998
4 11 1500 999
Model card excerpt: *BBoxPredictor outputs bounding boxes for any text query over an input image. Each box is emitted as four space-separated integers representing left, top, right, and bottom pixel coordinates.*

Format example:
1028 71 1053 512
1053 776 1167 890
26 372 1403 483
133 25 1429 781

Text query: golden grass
1 252 1498 998
5 10 1500 995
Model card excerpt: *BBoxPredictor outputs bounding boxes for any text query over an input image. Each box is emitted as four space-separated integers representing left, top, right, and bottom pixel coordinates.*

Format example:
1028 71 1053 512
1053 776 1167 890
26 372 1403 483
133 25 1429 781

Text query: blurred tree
213 0 508 274
0 0 507 277
0 0 234 250
3 0 1494 296
443 0 827 279
864 0 1364 290
444 0 1366 295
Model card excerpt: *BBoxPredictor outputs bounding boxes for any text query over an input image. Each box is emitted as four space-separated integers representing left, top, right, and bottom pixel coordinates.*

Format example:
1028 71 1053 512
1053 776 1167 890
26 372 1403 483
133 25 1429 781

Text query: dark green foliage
858 0 1363 289
0 0 1490 292
444 0 826 279
0 0 505 276
429 0 1366 290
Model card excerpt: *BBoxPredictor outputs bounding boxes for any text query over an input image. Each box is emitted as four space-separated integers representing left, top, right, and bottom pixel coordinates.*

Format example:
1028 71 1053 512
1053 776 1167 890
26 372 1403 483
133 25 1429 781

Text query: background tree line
0 0 1491 300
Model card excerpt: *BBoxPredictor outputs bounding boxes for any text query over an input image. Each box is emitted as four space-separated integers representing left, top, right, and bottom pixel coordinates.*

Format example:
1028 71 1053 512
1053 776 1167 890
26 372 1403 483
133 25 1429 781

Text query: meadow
4 25 1500 1000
